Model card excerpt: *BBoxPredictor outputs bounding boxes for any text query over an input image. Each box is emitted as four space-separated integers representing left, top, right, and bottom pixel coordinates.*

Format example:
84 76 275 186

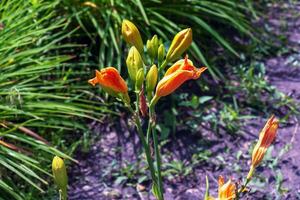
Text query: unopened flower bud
147 35 160 61
122 19 144 53
136 68 144 91
126 46 143 82
157 44 165 63
146 40 154 59
52 156 68 200
166 28 192 62
146 64 158 93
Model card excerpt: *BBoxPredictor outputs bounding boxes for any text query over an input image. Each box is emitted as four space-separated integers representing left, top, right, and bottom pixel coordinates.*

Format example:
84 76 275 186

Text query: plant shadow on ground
68 1 300 200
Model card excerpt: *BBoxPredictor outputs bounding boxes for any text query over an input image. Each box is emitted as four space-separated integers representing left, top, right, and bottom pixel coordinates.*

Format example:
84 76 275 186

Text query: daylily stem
159 60 168 71
127 102 158 192
236 167 253 199
149 104 164 200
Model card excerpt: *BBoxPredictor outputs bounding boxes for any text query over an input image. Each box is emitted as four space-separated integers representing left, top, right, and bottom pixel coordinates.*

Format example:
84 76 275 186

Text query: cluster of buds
205 115 279 200
88 19 206 109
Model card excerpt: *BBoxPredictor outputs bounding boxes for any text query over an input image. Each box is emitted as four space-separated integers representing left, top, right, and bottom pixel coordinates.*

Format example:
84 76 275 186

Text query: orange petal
156 70 194 97
92 67 128 93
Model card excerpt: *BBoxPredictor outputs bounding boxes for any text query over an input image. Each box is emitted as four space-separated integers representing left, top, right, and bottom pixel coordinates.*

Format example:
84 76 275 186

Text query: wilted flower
247 115 279 179
165 28 192 63
154 56 206 98
122 19 144 53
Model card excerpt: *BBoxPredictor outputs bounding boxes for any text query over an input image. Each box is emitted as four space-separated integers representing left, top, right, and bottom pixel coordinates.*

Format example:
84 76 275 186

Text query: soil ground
68 2 300 200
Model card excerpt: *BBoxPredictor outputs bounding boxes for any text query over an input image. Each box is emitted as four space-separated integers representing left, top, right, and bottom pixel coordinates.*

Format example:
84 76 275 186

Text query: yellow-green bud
135 68 144 91
146 40 154 59
147 35 159 60
157 44 165 63
151 35 159 57
146 64 158 92
126 46 143 82
166 28 192 62
122 19 144 53
52 156 68 199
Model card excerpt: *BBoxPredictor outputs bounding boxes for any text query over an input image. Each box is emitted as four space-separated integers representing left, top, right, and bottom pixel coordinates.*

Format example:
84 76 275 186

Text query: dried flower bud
139 87 148 117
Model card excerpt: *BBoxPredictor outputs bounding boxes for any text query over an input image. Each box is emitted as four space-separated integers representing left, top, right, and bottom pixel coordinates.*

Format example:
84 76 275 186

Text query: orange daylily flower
88 67 128 94
218 176 236 200
154 56 207 97
247 115 279 179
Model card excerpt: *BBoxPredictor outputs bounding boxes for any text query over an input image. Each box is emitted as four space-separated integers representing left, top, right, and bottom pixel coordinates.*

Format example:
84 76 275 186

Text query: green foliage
0 0 107 198
63 0 257 79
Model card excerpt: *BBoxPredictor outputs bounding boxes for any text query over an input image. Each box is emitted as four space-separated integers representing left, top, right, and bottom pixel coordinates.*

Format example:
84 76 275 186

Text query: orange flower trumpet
152 56 206 103
247 115 279 179
88 67 130 103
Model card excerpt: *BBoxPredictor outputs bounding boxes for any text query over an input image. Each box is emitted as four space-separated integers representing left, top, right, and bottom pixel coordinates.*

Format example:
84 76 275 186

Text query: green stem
236 166 254 199
159 59 168 71
59 188 67 200
126 99 158 192
146 118 152 145
150 104 164 200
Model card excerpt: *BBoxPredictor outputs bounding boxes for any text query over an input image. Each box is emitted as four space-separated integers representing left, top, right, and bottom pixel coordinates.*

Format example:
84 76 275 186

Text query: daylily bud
126 46 143 82
146 40 154 59
146 64 158 93
147 35 160 61
52 156 68 200
157 44 165 63
166 28 192 62
247 115 278 180
135 68 144 91
151 35 159 58
122 19 144 53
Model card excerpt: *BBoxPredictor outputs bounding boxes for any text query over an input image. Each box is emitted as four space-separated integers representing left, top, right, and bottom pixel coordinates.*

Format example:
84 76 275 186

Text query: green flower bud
157 44 165 63
52 156 68 200
136 68 144 91
147 35 160 60
146 64 158 92
122 19 144 53
146 39 154 59
126 46 143 82
166 28 192 62
151 35 159 57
